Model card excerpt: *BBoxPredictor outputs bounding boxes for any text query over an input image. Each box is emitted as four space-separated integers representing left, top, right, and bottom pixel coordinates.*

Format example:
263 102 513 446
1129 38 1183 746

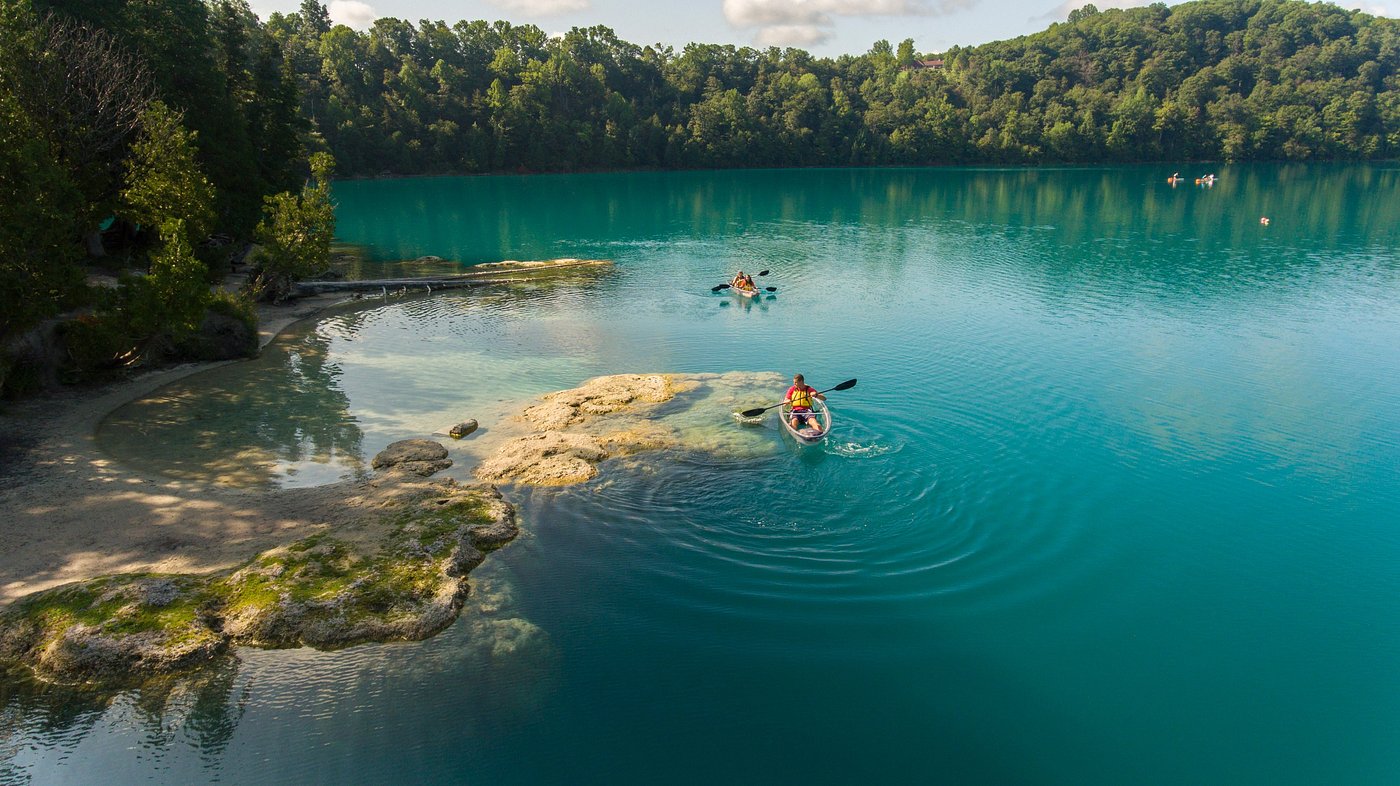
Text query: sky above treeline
246 0 1399 57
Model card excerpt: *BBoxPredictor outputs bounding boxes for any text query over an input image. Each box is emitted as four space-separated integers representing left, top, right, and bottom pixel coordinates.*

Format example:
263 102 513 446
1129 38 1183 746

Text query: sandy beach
0 295 367 608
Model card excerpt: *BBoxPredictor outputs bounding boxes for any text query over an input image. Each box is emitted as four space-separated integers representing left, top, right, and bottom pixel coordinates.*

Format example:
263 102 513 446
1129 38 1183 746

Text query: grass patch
5 575 218 651
391 497 493 549
213 534 363 613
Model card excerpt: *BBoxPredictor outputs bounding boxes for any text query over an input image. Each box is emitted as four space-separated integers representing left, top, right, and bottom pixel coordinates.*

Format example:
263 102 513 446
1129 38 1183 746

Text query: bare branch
21 13 156 169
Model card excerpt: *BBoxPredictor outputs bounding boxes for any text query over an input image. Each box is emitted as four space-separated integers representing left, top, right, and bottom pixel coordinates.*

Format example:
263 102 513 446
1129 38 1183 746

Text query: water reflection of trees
333 166 1399 298
251 327 364 474
0 657 244 781
99 323 364 486
926 164 1400 304
0 567 557 779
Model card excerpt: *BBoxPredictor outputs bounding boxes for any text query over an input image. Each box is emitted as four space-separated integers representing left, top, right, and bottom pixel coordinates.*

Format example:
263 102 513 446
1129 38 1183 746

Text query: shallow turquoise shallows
8 165 1400 785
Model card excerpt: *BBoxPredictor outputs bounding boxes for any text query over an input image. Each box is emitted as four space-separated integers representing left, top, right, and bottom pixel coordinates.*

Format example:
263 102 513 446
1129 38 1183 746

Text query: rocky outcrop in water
477 432 611 485
475 374 687 486
0 483 516 685
518 373 675 429
0 576 226 680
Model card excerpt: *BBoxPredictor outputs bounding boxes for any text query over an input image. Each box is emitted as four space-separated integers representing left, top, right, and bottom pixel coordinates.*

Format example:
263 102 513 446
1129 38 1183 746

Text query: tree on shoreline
1 0 320 394
250 152 336 303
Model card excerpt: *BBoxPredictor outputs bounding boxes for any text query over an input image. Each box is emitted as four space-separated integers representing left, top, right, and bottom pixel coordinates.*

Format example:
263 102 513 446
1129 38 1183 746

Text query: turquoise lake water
6 165 1400 784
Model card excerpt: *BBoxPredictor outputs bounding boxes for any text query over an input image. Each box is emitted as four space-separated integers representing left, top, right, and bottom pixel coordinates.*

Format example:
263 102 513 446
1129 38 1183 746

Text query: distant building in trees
906 58 945 70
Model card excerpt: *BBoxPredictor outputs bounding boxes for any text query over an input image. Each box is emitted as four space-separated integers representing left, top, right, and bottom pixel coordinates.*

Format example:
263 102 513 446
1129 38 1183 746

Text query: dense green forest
0 0 330 392
2 0 1398 394
269 0 1400 175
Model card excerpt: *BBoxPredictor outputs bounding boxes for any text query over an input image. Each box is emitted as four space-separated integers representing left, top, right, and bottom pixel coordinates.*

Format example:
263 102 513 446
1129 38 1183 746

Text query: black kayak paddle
710 269 770 292
740 378 857 418
713 284 778 293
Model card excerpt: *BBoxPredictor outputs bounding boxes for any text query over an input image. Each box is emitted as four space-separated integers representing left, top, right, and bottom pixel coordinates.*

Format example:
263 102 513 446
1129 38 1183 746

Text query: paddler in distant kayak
730 270 757 293
784 373 826 434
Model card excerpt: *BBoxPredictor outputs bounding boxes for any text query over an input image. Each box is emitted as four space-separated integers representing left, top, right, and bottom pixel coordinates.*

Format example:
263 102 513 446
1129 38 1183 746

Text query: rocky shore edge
0 469 517 687
0 258 622 686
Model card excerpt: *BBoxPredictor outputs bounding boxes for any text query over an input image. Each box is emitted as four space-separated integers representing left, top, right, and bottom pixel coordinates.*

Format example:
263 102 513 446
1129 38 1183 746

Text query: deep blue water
8 164 1400 785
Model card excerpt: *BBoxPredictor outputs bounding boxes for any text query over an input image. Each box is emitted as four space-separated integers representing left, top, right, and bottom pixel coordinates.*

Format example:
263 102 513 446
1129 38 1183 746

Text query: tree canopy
1 0 313 387
271 0 1400 176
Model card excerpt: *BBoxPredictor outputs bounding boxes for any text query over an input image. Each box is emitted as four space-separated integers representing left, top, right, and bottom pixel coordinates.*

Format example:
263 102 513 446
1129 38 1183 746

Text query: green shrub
172 291 259 361
208 290 257 328
250 153 336 302
60 314 137 379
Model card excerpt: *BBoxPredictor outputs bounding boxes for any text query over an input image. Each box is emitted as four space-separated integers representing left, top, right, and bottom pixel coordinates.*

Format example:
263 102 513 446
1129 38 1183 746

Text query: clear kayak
731 284 761 298
778 399 830 444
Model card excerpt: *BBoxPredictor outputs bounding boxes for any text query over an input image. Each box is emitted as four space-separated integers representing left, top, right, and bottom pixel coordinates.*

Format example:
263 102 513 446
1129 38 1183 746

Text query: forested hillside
270 0 1400 175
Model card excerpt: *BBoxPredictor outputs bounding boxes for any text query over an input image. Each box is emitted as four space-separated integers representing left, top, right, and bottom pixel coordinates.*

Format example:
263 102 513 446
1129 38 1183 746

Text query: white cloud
755 24 833 46
724 0 964 26
728 0 968 47
1034 0 1150 23
723 0 829 27
724 0 971 47
328 0 376 29
487 0 591 15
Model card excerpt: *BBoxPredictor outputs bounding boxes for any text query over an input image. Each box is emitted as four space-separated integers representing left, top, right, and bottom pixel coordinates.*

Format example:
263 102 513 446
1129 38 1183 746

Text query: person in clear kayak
784 373 826 433
730 271 756 292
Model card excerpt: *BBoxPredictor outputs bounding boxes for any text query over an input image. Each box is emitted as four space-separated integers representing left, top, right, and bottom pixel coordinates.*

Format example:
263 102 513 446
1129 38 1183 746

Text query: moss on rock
0 575 224 682
0 485 516 685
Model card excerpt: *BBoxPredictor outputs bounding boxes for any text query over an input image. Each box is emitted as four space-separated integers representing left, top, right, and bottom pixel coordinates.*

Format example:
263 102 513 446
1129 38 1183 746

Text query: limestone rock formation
476 432 610 485
0 575 224 682
475 374 689 486
520 373 676 429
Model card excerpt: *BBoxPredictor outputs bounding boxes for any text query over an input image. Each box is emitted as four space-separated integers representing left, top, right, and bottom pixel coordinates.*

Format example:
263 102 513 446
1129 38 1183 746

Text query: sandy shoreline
0 294 366 608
